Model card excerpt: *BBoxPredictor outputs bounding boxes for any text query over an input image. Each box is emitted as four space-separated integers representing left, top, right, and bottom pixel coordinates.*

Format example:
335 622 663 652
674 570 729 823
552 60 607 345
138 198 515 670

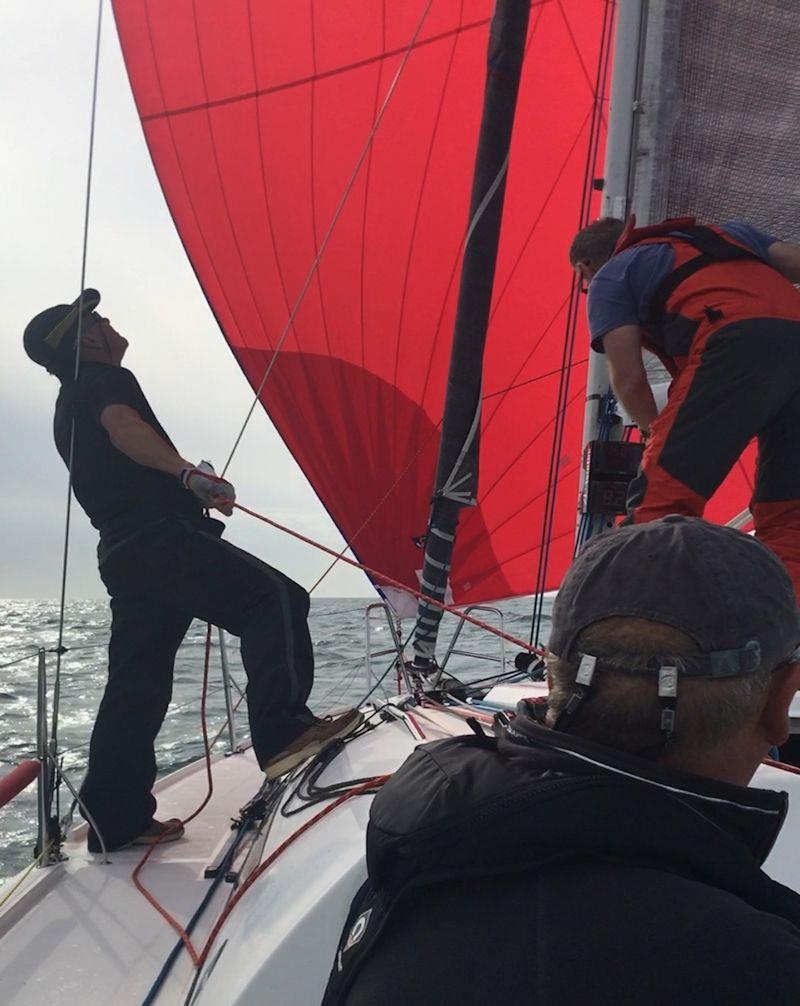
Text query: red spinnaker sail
112 1 754 604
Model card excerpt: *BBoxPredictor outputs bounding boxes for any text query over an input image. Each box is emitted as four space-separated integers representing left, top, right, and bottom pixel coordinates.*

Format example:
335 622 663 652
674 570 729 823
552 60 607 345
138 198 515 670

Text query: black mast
412 0 531 667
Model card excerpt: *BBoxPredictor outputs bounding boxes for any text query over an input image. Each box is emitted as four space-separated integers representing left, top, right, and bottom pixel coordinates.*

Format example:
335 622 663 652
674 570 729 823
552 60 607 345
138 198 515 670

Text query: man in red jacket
569 216 800 598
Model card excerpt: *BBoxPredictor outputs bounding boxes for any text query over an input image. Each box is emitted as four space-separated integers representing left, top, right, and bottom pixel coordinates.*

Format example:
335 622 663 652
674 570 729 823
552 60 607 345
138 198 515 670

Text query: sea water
0 595 547 881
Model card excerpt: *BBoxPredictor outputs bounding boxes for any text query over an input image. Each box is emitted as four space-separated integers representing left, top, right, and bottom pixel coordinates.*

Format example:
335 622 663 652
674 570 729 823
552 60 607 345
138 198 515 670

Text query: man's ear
544 648 554 691
758 661 800 747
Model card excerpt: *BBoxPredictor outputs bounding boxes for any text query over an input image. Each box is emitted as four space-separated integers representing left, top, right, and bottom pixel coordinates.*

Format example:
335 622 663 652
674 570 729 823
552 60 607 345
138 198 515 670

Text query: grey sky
2 2 371 599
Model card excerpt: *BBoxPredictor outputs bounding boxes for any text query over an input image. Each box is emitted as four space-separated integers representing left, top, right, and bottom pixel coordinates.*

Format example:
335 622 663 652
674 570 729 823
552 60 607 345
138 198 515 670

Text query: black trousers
80 516 315 850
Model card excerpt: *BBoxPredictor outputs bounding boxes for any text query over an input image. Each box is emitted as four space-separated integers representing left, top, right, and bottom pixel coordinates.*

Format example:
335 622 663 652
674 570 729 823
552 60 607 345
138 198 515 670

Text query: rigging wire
0 641 109 673
529 0 615 647
219 0 435 479
209 690 247 752
0 652 40 672
314 658 370 711
48 0 105 824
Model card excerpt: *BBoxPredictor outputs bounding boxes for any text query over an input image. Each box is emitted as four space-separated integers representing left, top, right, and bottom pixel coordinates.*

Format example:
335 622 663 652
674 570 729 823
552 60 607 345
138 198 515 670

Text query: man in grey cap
323 515 800 1006
24 290 361 852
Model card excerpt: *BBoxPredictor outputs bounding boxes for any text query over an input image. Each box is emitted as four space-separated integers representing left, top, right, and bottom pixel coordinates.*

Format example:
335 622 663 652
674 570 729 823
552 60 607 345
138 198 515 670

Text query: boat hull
3 690 800 1005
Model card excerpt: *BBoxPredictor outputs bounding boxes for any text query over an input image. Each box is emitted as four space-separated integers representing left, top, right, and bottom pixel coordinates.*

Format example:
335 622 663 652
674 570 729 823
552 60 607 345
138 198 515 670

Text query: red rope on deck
131 620 389 972
196 773 389 968
131 623 216 966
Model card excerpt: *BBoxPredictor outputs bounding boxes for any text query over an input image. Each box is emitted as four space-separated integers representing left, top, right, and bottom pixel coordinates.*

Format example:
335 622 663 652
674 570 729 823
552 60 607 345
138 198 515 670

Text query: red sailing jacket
610 216 800 376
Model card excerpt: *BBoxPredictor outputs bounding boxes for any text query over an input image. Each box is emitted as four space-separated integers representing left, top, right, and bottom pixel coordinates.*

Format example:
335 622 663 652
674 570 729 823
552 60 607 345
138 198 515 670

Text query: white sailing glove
180 461 236 516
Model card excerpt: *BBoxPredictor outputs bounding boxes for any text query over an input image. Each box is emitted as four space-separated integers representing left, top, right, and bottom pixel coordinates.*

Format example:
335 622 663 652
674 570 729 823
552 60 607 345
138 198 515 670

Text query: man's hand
768 241 800 284
181 461 236 516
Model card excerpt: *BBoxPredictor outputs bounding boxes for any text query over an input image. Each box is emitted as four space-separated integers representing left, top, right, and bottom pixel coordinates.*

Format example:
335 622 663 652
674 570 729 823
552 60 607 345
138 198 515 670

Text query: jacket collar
501 712 788 865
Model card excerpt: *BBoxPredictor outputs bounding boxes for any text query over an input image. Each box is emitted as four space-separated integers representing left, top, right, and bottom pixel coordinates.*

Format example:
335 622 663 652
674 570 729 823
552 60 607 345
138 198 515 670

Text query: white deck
2 691 800 1006
0 708 464 1006
0 748 264 1005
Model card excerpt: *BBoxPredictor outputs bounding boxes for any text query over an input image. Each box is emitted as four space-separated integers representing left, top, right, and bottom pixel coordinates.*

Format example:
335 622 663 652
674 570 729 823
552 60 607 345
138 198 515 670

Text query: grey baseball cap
549 515 800 679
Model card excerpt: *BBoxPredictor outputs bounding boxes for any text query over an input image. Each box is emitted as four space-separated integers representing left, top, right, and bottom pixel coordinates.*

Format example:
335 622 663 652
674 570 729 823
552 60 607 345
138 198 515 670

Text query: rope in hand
132 623 216 966
233 502 545 658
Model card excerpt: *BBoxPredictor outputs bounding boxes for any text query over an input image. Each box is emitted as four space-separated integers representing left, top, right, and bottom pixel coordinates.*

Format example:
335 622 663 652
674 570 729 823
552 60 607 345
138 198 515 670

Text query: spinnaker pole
412 0 531 668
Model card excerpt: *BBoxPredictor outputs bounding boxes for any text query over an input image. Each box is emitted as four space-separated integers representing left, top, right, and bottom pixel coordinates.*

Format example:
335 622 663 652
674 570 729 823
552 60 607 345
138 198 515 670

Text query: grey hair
546 617 773 759
568 217 626 270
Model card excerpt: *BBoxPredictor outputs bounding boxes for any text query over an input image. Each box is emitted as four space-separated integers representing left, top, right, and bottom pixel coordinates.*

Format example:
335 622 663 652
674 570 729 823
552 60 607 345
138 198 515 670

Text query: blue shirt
587 221 779 351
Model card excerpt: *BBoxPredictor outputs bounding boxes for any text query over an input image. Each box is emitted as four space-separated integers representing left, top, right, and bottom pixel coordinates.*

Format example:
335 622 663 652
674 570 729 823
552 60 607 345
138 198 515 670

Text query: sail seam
483 357 587 401
140 18 492 123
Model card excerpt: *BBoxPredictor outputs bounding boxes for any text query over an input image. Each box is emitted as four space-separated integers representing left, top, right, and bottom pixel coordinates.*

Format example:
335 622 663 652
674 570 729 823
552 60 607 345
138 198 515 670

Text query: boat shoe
263 709 364 779
126 817 185 846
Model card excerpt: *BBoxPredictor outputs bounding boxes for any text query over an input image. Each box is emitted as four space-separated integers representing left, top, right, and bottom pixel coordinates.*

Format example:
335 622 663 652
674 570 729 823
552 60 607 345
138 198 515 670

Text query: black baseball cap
550 515 800 678
23 288 101 375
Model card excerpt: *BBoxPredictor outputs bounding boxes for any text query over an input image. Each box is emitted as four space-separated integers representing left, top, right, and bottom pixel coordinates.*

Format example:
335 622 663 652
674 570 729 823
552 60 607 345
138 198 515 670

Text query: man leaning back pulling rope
24 289 361 852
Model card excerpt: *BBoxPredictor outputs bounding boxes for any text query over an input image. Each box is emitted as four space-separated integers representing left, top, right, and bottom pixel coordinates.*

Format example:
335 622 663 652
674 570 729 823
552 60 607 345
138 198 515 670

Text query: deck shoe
127 817 185 846
263 709 364 779
87 817 185 853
